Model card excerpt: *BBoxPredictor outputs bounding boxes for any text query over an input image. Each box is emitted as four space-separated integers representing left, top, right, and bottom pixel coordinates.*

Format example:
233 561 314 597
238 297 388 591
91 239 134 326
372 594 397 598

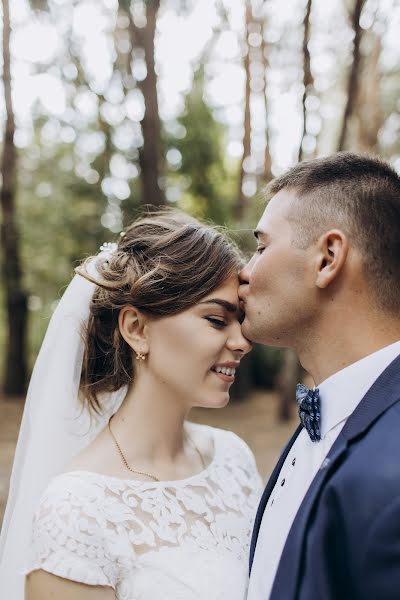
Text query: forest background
1 0 400 420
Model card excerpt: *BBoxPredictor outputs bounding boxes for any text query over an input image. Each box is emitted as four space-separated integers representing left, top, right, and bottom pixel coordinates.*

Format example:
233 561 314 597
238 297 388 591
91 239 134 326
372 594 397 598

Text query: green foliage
28 0 49 10
118 0 132 12
251 345 282 389
166 68 234 225
15 130 109 367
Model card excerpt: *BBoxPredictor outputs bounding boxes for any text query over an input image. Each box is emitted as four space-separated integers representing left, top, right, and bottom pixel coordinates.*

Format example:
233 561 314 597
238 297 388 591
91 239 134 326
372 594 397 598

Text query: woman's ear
118 306 149 355
315 229 349 289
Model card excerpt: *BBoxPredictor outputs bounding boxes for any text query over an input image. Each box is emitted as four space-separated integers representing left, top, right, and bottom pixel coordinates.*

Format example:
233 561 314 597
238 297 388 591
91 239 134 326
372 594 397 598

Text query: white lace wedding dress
25 423 263 599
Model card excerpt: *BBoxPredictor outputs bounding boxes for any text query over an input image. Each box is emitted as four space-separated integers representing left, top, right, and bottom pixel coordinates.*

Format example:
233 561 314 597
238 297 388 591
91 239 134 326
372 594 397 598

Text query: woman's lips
212 371 235 383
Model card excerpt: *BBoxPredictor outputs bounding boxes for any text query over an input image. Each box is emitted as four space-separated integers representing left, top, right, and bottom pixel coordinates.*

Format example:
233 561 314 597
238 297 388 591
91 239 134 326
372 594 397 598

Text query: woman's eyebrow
198 299 238 313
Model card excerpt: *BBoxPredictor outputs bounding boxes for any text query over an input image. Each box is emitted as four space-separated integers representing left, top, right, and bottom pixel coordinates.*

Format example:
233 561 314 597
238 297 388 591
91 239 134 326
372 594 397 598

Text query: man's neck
297 314 400 385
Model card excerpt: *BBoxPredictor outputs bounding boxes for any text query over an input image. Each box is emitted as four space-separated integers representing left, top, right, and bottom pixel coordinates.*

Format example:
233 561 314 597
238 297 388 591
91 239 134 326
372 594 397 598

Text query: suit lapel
271 352 400 598
249 425 302 573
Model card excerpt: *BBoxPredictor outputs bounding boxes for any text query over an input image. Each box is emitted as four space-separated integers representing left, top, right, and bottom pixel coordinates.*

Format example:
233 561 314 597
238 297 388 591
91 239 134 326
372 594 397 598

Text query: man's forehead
255 189 294 236
268 188 296 212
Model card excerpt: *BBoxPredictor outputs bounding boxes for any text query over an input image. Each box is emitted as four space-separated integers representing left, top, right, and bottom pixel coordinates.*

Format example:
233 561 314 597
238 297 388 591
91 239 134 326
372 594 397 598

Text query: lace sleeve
225 431 264 501
24 474 126 589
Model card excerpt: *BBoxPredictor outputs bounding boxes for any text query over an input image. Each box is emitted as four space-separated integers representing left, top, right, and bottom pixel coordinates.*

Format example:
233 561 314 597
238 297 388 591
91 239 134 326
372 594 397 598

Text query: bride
0 209 262 599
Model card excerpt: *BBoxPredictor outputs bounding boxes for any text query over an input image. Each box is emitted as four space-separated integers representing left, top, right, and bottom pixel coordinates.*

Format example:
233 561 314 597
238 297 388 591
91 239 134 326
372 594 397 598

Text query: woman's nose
227 323 252 355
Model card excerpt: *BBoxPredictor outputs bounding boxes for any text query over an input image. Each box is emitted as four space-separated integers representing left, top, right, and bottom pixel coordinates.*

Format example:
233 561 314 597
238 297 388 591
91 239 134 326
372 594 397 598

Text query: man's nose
239 260 252 286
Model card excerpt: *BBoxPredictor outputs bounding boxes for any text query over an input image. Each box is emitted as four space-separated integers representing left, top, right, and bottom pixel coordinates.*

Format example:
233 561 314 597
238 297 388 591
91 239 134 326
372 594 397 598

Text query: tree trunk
276 349 301 422
355 32 382 152
130 1 164 206
337 0 366 151
234 0 252 222
261 17 272 182
1 0 28 396
298 0 313 161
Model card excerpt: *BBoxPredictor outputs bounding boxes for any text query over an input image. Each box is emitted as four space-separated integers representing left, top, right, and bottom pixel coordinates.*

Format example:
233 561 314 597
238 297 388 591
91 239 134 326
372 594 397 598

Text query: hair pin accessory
99 242 118 266
99 242 118 254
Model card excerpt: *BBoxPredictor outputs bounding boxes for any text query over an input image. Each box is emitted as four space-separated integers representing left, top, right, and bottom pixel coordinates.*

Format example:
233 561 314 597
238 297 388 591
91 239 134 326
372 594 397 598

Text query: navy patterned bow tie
296 383 321 442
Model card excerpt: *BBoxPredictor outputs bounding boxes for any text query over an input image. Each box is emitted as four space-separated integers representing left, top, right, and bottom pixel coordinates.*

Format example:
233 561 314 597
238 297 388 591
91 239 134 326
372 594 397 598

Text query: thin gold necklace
108 418 206 482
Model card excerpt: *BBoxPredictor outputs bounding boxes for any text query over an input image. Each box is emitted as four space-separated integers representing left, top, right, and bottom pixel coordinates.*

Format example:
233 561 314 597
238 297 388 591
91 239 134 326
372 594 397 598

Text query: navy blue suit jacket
250 352 400 600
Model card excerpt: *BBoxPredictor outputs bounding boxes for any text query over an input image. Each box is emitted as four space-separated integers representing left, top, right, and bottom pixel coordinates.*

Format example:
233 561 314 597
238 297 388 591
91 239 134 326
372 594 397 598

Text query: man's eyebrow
198 299 238 313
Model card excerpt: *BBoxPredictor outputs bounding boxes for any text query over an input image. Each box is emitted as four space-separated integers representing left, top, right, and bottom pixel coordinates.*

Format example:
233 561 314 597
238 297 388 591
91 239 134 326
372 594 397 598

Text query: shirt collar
317 341 400 438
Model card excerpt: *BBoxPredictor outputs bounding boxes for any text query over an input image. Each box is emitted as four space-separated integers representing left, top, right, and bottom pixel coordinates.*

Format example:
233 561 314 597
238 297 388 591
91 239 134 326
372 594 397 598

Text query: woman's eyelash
206 317 227 328
256 246 265 254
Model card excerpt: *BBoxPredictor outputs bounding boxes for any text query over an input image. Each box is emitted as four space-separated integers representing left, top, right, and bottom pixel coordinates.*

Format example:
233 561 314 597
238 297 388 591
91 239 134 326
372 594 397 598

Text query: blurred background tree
1 0 28 395
1 0 399 418
166 65 231 223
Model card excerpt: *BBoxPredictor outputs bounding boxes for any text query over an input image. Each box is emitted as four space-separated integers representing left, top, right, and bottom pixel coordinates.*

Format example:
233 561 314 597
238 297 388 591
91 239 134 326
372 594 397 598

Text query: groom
239 152 400 600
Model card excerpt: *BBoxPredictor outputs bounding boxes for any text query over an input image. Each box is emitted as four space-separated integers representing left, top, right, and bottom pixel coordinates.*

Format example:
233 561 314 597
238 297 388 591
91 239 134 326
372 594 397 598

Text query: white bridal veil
0 251 126 598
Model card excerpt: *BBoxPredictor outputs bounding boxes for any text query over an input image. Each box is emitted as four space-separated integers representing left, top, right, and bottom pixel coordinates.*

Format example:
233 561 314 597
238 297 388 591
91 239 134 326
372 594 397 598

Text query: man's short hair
265 152 400 314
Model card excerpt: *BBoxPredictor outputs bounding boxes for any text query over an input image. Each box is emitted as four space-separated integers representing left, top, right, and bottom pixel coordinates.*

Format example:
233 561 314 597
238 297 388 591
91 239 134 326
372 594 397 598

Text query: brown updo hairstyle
76 208 243 413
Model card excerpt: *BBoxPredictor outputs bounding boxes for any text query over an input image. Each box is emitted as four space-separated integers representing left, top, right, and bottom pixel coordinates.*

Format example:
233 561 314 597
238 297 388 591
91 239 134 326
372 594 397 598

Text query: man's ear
118 306 149 355
315 229 348 289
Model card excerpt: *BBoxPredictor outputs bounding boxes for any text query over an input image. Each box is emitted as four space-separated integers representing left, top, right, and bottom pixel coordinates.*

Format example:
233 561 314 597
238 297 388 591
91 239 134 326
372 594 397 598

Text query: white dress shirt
247 340 400 600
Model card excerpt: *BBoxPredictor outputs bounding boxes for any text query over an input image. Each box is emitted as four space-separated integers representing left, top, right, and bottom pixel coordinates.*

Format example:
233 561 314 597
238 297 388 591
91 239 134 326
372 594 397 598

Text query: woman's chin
195 393 231 410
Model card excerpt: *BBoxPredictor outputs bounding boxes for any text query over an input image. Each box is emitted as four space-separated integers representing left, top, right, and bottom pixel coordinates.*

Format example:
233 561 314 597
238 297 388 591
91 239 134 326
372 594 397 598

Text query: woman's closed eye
206 317 227 328
256 246 265 254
